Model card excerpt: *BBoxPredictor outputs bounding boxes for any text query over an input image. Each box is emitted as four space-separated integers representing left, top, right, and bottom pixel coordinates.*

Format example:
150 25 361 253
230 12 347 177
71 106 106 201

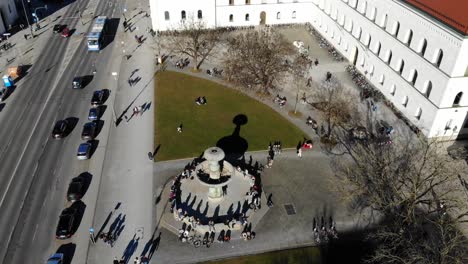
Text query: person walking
297 147 302 158
114 257 119 264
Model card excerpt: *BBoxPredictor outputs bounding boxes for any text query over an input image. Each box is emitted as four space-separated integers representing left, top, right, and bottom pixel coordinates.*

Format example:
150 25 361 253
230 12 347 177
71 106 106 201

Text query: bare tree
223 28 295 94
165 16 219 71
330 126 468 263
310 78 359 138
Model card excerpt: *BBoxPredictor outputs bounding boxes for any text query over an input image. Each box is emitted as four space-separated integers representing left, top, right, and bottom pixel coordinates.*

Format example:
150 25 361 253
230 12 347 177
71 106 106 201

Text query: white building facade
150 0 468 139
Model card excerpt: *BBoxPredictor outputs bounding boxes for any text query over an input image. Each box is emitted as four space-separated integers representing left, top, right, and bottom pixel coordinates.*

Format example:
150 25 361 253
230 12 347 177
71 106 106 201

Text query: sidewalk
86 0 156 263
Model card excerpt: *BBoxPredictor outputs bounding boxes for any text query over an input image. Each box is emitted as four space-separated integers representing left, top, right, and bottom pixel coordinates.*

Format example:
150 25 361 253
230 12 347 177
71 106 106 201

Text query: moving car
53 24 65 34
72 77 82 89
88 107 100 121
77 142 92 160
47 253 64 264
91 90 105 106
67 176 85 201
81 122 96 140
51 120 69 139
55 206 78 239
61 27 71 38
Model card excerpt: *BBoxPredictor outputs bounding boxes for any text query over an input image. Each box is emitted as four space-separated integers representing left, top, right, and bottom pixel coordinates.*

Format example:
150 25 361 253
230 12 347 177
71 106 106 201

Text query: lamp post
20 0 34 38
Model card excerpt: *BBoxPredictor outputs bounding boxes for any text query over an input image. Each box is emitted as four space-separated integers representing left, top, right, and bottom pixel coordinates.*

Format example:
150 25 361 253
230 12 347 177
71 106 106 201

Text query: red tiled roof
402 0 468 34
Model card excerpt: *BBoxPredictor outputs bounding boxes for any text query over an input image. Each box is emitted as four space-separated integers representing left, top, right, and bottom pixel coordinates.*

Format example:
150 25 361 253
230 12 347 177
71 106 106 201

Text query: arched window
374 41 381 56
197 10 203 19
398 59 405 74
277 12 281 19
415 107 422 120
410 70 418 86
245 13 249 21
292 11 296 19
164 11 170 21
423 81 432 98
433 49 443 68
370 7 377 21
402 96 408 107
453 92 463 106
381 13 387 28
393 21 400 36
405 29 413 46
386 50 392 64
390 84 396 95
366 34 372 47
361 1 367 14
379 74 385 85
246 0 250 4
356 27 362 39
181 10 186 20
229 14 234 22
229 0 234 5
419 38 427 56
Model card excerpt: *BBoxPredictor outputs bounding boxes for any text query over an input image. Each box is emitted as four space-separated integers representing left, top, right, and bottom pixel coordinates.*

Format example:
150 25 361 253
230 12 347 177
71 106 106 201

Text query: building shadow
216 114 249 164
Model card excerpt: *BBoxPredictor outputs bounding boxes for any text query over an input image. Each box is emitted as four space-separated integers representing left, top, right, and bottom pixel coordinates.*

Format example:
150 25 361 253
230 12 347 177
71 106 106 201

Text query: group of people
175 58 190 69
241 224 256 241
265 141 282 168
114 256 149 264
206 67 223 77
274 94 287 108
195 96 207 105
313 216 339 244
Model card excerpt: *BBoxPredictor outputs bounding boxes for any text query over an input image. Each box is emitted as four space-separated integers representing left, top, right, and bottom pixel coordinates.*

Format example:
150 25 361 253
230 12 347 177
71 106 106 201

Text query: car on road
0 87 8 102
47 253 64 264
55 206 78 239
67 176 85 201
91 90 105 106
72 77 83 89
77 142 92 160
61 27 71 38
88 107 100 121
51 120 69 139
53 24 65 34
81 122 96 140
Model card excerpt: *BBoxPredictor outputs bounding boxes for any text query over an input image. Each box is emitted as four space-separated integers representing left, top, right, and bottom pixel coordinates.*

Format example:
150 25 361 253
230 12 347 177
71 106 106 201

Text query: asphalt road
0 0 124 262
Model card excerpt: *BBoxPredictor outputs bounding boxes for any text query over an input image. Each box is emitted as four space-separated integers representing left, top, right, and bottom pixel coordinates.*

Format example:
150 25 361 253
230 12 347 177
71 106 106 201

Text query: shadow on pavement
55 243 76 264
101 18 120 50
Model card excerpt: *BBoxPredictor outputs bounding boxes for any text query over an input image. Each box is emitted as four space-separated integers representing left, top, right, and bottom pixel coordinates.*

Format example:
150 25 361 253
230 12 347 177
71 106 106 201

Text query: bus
87 16 107 51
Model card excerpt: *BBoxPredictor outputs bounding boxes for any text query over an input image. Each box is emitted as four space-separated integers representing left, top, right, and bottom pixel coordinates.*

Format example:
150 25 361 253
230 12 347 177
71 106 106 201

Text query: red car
61 27 71 38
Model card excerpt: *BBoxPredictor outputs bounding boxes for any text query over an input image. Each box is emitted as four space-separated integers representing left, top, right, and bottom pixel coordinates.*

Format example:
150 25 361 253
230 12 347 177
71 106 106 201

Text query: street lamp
20 0 34 38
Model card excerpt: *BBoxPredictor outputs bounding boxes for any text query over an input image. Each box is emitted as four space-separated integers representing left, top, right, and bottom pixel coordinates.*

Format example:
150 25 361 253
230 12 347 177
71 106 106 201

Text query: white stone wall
149 0 468 138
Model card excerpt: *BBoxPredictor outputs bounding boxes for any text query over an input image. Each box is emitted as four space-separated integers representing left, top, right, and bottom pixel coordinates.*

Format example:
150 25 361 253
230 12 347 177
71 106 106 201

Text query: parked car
61 27 71 38
51 120 69 139
88 107 100 121
72 77 83 89
77 142 92 160
67 176 86 202
53 24 65 34
55 206 78 239
91 90 105 106
81 122 96 140
47 253 64 264
0 87 8 102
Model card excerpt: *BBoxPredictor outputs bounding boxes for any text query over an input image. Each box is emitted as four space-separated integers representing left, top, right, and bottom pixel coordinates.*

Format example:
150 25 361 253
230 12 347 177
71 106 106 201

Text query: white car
293 40 304 48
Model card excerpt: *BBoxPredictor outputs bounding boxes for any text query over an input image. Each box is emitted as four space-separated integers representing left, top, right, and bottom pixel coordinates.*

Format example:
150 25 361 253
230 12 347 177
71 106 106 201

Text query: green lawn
203 246 321 264
154 71 306 161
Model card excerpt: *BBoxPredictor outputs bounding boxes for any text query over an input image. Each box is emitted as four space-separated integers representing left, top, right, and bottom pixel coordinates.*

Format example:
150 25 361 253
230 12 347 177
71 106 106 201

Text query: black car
52 120 69 139
67 177 85 201
55 206 78 239
91 90 105 106
81 122 96 140
72 77 83 89
53 24 64 34
0 87 8 102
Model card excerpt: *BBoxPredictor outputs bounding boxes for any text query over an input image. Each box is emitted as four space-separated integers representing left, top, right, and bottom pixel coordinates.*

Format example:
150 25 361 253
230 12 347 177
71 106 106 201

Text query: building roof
402 0 468 34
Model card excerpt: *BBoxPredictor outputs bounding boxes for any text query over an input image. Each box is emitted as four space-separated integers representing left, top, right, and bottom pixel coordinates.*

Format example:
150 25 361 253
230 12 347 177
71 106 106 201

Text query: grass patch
154 71 306 161
203 246 321 264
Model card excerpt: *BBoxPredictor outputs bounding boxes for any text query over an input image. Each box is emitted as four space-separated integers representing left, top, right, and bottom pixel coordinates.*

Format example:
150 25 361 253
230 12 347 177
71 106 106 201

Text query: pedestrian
326 71 332 81
133 106 139 116
89 228 95 244
177 124 183 133
297 148 302 158
314 58 319 66
24 34 27 40
119 258 125 264
137 106 143 115
134 256 141 264
128 78 132 86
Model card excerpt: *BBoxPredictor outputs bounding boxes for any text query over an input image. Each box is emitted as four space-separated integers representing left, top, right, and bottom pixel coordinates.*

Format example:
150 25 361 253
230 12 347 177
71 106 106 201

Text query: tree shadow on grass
216 114 249 164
